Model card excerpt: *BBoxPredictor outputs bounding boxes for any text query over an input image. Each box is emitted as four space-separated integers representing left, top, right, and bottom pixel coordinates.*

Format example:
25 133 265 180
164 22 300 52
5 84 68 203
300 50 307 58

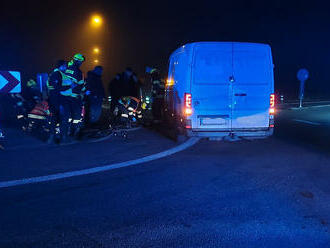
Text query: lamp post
89 14 104 67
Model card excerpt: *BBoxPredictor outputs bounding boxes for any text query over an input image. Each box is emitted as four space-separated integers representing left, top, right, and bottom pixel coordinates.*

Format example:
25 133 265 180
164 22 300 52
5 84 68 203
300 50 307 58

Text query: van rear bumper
187 128 274 138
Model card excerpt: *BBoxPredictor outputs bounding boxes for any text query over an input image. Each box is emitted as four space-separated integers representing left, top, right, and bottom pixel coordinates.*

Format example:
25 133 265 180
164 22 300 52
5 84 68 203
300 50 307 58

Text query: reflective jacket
61 65 84 97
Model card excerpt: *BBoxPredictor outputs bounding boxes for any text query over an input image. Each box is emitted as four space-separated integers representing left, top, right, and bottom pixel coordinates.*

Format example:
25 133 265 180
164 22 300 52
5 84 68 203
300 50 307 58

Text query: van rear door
231 44 272 130
191 43 232 130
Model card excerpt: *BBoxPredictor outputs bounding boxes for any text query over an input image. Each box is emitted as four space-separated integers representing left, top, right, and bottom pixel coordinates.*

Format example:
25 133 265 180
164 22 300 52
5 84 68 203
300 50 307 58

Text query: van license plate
201 118 226 126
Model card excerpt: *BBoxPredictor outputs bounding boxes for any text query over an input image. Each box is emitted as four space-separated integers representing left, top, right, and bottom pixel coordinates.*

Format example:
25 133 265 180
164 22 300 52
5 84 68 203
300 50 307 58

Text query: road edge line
0 137 200 189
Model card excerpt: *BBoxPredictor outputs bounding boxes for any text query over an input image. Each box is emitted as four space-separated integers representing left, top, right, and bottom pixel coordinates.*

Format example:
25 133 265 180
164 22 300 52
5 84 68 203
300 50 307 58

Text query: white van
164 42 275 138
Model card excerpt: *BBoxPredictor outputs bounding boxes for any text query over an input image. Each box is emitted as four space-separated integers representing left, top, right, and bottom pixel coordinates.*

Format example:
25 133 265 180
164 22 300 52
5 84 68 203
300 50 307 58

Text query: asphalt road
1 106 330 247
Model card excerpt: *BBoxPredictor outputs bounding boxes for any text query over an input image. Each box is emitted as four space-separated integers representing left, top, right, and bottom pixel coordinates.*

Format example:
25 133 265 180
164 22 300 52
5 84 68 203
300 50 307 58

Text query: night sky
1 0 329 98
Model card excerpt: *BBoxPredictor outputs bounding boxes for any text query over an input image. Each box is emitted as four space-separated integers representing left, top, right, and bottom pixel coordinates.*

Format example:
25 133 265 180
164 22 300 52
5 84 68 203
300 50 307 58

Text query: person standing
150 68 165 122
121 67 133 97
108 73 121 107
46 60 67 144
131 73 141 99
120 67 140 98
60 53 85 142
85 66 105 126
108 73 121 126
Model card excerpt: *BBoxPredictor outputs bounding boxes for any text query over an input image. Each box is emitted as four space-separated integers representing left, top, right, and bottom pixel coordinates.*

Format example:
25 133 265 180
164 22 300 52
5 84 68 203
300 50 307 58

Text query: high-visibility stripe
60 89 73 96
28 114 46 120
63 73 77 83
72 119 81 124
121 114 129 118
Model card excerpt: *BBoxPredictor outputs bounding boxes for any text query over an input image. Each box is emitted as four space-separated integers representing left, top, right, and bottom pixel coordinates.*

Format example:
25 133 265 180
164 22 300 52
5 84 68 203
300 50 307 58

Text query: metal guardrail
276 100 330 109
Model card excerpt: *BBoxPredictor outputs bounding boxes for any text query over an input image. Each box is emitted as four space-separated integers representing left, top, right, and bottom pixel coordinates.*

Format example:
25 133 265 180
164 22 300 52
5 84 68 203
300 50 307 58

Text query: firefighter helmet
150 68 158 74
73 53 85 62
27 79 37 87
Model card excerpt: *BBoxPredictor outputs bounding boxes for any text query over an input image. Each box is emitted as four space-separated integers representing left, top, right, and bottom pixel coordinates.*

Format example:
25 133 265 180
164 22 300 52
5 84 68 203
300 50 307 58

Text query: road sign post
297 69 309 108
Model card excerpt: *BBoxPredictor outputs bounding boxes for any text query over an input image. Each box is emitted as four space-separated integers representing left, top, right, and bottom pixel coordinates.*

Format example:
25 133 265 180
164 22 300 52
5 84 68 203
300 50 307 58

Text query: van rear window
193 50 232 85
193 48 271 85
233 50 271 85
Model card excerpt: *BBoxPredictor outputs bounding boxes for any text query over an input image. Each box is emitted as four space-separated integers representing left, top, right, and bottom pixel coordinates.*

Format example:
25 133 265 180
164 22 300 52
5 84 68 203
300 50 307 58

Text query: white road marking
0 137 200 189
293 119 321 126
308 104 330 108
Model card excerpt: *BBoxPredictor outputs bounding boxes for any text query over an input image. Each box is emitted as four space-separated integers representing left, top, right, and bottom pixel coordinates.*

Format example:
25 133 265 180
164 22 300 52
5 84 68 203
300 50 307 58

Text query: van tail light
269 93 275 128
184 93 192 116
270 93 275 114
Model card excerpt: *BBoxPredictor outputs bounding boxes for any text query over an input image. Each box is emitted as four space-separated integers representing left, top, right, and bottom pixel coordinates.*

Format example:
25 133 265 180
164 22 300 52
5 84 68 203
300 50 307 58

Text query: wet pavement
1 107 330 247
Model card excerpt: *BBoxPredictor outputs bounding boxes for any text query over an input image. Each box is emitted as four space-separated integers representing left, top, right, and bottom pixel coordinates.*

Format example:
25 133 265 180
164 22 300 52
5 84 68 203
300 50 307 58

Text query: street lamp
94 59 99 64
93 47 100 54
91 15 103 27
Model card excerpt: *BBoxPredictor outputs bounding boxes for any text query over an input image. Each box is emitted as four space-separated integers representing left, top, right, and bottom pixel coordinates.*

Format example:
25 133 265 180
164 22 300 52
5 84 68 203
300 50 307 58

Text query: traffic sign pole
297 69 309 108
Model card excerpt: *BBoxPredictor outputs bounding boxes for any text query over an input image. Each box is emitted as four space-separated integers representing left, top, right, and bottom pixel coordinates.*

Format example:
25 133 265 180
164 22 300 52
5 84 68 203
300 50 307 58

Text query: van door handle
234 93 247 96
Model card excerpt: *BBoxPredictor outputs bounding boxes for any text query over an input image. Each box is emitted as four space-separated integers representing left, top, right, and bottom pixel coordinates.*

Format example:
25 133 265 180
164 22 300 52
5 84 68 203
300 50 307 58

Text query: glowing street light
93 47 100 54
91 15 103 27
94 59 99 64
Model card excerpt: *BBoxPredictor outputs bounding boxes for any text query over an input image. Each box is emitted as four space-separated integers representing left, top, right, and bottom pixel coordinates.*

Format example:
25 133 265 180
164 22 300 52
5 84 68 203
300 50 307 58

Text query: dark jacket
23 86 41 112
86 71 105 98
120 74 139 98
109 77 120 100
48 70 63 95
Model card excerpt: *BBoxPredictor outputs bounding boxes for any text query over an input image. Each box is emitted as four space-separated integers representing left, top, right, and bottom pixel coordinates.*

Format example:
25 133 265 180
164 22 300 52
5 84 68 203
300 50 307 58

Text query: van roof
171 42 271 57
